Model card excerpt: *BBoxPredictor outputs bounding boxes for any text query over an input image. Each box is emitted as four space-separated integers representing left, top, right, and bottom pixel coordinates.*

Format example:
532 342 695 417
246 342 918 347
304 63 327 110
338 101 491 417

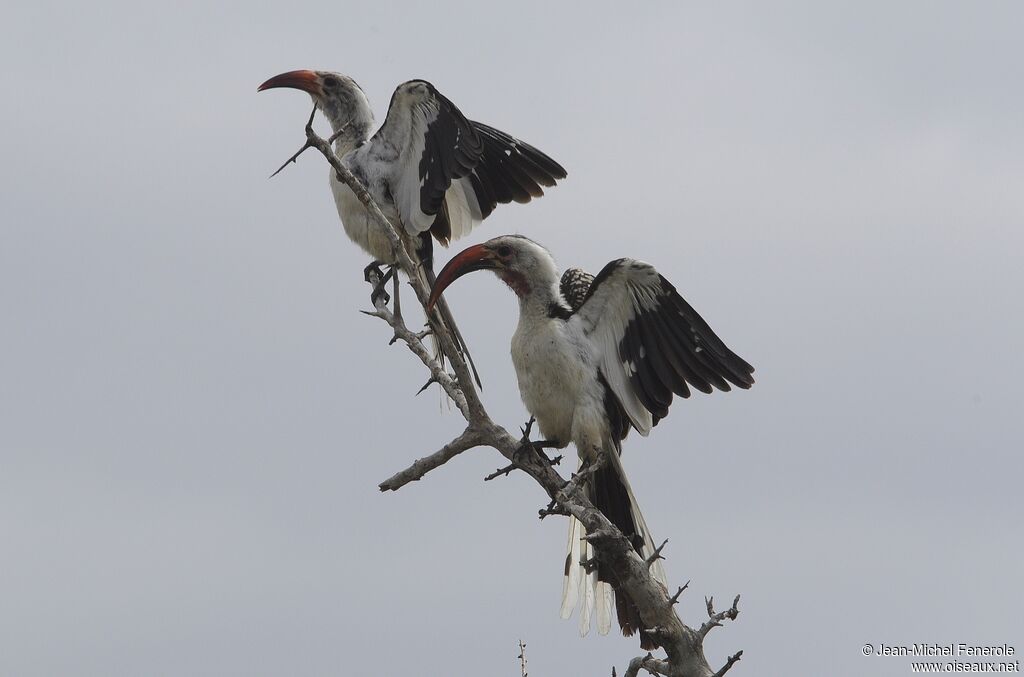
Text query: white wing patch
443 177 483 242
367 81 481 237
571 260 663 435
388 86 440 234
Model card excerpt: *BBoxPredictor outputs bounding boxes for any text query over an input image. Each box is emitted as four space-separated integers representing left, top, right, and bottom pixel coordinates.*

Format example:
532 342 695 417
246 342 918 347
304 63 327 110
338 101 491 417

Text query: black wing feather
374 81 564 238
645 301 721 393
464 120 567 218
413 84 484 219
622 318 671 421
643 307 709 395
473 121 567 183
576 259 754 431
639 311 693 399
663 281 755 388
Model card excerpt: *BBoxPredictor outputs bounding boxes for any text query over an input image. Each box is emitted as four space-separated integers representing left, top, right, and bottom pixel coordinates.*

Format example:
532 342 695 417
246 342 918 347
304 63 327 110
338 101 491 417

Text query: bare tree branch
484 451 561 482
359 279 471 420
538 497 570 519
646 539 669 569
268 106 348 178
378 427 485 492
668 582 690 606
483 462 518 482
699 595 741 638
710 651 743 677
624 653 672 677
285 117 743 677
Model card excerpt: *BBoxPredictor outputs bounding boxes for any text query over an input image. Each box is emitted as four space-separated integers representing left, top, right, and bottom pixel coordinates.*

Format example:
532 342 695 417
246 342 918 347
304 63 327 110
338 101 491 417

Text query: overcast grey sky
2 2 1022 675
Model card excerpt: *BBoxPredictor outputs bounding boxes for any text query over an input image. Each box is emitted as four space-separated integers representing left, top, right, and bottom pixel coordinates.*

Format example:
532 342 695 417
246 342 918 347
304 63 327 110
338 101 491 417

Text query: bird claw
363 261 384 283
514 416 561 466
371 285 391 307
364 262 395 307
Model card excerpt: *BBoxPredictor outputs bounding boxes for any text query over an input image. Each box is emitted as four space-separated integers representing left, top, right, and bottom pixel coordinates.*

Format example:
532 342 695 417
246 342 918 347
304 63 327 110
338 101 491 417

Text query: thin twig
538 498 569 520
645 539 669 569
699 595 741 638
710 651 743 677
668 582 690 606
360 293 470 419
484 463 517 482
484 450 561 482
269 107 349 178
378 428 484 491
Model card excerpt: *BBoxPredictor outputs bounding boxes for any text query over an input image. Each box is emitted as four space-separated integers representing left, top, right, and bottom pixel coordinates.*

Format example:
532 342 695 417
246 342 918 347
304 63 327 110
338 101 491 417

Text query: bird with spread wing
259 71 567 384
428 235 754 648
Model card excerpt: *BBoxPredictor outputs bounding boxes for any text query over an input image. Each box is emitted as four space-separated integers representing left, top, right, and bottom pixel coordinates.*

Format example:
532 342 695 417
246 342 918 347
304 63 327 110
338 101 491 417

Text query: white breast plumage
511 318 590 445
329 169 400 263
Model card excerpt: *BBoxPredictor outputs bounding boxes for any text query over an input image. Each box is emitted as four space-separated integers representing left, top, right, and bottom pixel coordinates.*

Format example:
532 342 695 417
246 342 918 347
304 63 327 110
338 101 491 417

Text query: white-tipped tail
559 451 668 637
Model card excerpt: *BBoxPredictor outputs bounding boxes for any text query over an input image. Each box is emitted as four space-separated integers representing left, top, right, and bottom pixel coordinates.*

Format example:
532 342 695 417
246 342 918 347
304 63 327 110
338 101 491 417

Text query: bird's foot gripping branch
277 119 744 677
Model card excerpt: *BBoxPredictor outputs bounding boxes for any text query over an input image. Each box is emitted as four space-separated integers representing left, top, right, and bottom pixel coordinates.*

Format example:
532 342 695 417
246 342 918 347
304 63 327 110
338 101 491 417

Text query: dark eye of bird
324 76 339 88
497 246 512 258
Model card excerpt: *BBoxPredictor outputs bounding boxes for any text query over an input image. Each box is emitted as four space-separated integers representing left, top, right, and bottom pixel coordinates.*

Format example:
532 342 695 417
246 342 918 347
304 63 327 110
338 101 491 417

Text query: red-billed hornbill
427 236 754 648
258 71 567 383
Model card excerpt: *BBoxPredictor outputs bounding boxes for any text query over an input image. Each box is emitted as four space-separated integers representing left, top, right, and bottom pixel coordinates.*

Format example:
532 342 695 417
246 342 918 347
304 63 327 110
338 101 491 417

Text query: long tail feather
560 440 667 649
423 264 482 388
560 513 583 618
411 233 482 389
605 445 669 590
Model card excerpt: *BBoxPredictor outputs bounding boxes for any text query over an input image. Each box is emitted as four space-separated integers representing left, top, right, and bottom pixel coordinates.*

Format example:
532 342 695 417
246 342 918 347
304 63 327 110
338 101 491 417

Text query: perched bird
427 235 755 648
258 71 567 382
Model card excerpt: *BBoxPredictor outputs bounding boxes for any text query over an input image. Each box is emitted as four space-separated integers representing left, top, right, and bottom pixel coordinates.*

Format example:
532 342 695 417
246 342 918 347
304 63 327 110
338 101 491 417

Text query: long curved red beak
427 244 498 312
257 70 322 95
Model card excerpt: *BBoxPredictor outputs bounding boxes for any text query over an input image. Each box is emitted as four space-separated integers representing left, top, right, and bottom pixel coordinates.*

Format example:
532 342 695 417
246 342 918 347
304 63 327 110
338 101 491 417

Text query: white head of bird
428 235 561 308
258 69 374 148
